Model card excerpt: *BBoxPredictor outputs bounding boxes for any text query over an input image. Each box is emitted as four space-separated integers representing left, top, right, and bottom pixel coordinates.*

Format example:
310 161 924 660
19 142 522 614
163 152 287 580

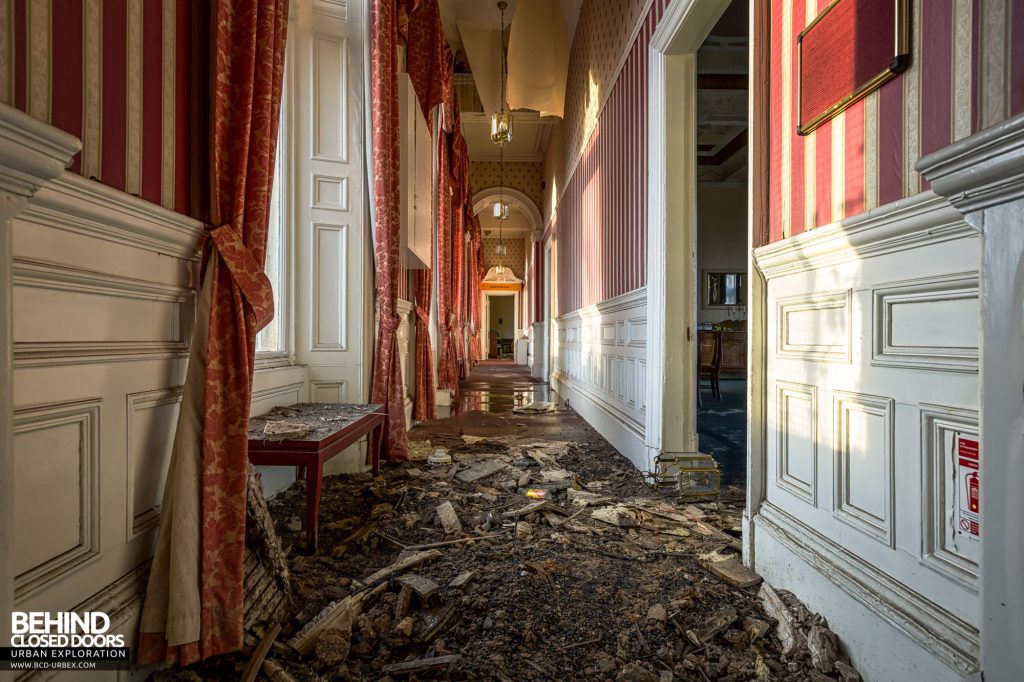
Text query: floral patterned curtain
435 132 460 396
139 0 288 665
413 268 436 420
370 0 411 461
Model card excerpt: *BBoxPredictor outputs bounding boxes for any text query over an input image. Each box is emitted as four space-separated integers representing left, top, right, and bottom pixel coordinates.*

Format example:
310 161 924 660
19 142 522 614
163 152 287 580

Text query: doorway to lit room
693 0 749 489
484 291 517 360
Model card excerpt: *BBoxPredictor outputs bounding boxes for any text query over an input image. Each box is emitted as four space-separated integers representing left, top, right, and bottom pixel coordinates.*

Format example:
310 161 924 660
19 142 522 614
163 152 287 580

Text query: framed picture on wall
705 271 745 307
797 0 911 135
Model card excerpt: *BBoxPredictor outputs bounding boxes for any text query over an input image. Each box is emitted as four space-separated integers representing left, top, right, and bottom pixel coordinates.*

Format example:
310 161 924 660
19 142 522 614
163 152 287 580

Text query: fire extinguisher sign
955 433 980 542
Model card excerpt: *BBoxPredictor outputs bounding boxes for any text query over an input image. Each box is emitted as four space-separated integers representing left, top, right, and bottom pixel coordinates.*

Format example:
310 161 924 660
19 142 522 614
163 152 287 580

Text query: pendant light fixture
494 140 509 271
489 1 513 146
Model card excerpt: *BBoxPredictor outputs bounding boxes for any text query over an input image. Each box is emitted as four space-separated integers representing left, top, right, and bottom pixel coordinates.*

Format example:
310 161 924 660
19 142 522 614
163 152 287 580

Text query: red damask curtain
436 133 459 394
370 0 411 461
139 0 288 665
413 268 437 420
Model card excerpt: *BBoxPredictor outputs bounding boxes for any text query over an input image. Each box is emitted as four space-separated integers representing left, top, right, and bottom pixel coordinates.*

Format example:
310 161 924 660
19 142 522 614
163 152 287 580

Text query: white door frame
480 289 520 359
645 0 731 466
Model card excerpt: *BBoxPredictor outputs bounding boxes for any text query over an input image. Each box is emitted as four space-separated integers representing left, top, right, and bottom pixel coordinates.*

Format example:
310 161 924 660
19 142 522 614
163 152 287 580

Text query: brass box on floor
653 453 721 500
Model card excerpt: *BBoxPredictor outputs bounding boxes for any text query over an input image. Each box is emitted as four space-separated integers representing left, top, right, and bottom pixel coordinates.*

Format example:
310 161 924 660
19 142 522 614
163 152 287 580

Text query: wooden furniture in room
489 331 499 358
698 330 722 403
719 331 747 374
247 403 385 551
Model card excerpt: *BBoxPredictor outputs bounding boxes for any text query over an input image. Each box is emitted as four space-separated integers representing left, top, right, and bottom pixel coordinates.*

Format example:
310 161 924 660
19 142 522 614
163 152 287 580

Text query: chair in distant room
697 330 722 405
489 331 499 359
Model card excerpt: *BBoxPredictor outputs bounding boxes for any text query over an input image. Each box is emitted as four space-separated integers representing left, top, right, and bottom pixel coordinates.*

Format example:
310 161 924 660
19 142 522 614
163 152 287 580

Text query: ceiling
697 0 749 183
439 0 581 68
462 112 552 163
444 0 749 178
479 209 532 236
441 0 577 164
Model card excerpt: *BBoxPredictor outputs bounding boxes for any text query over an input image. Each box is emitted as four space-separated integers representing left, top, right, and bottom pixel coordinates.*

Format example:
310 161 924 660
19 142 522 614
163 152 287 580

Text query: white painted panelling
552 288 648 470
776 289 851 362
312 380 345 403
776 381 817 505
312 34 347 162
13 399 101 598
754 190 980 679
872 272 979 372
125 387 181 540
833 391 894 545
312 174 348 210
312 223 348 351
11 172 200 623
920 403 980 587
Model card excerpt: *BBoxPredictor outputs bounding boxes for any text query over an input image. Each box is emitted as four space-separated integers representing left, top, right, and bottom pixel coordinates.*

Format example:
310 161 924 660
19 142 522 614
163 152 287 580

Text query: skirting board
550 372 651 473
752 503 978 681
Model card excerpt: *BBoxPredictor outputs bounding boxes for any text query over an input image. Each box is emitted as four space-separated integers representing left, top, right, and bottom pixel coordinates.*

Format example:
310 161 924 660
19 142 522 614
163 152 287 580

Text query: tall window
257 118 286 354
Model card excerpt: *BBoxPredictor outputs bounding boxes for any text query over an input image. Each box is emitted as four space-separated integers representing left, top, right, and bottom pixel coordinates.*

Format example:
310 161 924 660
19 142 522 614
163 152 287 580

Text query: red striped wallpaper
3 0 197 216
767 0 1024 244
550 0 669 317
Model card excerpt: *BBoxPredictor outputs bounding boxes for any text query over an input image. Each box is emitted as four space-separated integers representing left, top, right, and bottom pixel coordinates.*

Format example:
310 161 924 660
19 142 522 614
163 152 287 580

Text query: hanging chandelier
489 1 513 146
494 137 509 263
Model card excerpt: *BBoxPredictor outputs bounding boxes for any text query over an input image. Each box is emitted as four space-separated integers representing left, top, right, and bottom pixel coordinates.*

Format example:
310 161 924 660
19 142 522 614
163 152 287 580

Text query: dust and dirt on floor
154 399 860 682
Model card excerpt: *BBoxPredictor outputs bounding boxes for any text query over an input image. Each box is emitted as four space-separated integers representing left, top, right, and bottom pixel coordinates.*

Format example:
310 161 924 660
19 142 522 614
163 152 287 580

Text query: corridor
2 0 1022 678
182 361 854 680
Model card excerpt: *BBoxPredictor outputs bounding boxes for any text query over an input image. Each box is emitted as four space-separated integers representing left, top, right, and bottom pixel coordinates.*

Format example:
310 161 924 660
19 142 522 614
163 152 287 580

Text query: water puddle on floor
458 387 553 413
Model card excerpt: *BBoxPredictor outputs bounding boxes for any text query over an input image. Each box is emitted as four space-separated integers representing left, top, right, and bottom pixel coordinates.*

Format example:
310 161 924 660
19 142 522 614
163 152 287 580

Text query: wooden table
247 403 385 551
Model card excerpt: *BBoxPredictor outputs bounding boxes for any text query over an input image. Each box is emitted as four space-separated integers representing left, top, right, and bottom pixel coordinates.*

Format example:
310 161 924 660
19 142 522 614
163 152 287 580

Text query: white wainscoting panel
12 171 202 623
551 288 649 470
125 387 181 541
754 191 980 681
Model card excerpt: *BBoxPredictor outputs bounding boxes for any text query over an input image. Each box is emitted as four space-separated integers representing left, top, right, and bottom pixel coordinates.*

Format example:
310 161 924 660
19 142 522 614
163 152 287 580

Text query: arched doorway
471 188 545 369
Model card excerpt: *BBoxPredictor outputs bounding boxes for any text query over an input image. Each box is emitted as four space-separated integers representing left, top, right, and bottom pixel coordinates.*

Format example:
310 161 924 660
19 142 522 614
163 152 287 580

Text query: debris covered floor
161 362 859 681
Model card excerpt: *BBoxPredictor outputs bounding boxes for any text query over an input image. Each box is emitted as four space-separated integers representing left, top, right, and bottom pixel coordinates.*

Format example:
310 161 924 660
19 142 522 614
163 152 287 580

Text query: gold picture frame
797 0 911 136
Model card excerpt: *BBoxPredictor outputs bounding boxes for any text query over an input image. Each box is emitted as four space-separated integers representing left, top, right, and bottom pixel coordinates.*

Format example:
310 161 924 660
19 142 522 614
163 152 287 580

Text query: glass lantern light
490 110 513 146
492 200 510 221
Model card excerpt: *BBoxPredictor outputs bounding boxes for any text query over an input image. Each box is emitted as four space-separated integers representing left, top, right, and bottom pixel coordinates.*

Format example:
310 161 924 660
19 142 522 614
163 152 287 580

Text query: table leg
304 460 323 553
372 422 383 475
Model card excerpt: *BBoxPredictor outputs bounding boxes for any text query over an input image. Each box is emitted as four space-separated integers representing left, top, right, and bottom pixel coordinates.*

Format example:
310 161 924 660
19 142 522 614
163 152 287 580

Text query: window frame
255 32 296 370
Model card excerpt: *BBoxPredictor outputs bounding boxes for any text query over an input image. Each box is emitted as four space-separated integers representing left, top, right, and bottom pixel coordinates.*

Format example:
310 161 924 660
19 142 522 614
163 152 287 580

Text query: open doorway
484 291 518 359
694 1 749 487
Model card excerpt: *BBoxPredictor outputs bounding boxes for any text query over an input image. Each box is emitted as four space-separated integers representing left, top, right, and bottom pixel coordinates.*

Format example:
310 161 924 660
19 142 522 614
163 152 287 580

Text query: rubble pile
155 433 861 681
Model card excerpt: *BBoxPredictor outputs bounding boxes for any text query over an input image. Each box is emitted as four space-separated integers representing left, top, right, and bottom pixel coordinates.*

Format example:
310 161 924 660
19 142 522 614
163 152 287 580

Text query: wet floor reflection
457 386 553 414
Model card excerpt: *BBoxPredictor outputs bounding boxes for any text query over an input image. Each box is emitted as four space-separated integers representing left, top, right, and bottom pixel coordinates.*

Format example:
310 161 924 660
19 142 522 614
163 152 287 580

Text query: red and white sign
955 434 980 542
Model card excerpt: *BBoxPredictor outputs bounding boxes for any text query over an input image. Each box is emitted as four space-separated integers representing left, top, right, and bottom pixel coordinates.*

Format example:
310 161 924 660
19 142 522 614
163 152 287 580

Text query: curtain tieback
415 306 430 326
209 223 275 333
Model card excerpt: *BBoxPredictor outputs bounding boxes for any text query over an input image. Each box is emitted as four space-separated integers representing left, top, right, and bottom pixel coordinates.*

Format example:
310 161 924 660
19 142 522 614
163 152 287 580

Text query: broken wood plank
700 607 738 642
807 625 839 673
287 581 387 655
394 583 413 620
436 501 462 534
262 659 300 682
363 549 442 585
240 624 281 682
405 533 504 551
449 570 477 589
455 459 507 483
707 556 763 588
502 500 550 518
396 573 439 600
414 603 456 643
381 654 462 675
591 505 638 527
758 583 806 656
